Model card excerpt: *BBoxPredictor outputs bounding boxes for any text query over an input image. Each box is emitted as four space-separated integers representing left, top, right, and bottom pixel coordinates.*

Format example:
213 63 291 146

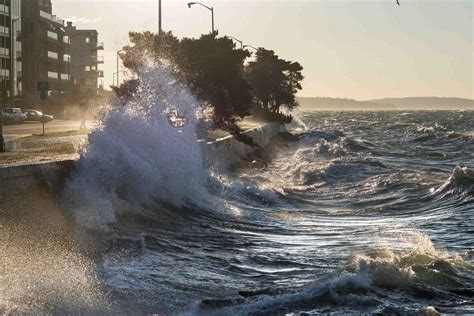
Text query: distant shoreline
297 96 474 111
298 107 474 111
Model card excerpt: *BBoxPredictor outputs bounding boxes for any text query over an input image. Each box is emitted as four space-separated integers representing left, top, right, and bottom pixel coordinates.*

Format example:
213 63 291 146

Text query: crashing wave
194 233 472 315
63 63 217 229
433 165 474 197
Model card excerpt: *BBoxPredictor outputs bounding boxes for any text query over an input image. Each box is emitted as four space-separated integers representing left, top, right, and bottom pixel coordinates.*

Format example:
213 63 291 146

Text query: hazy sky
53 0 473 100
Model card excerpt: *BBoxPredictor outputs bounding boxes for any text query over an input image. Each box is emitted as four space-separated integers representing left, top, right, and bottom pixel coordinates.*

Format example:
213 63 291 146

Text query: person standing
79 100 87 130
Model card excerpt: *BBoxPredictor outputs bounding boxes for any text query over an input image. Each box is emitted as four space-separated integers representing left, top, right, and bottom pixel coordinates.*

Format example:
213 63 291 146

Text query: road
2 120 94 141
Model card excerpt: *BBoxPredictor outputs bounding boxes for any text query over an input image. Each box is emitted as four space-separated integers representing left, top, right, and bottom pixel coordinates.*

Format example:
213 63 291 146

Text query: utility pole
116 49 124 86
158 0 162 35
0 78 5 152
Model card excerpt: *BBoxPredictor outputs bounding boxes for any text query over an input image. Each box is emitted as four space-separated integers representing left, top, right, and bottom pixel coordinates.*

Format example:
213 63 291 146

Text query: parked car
2 108 27 125
22 109 54 123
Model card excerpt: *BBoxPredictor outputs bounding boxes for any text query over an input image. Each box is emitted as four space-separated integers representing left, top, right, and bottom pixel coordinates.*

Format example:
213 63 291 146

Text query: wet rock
238 288 273 298
200 298 236 309
278 131 299 142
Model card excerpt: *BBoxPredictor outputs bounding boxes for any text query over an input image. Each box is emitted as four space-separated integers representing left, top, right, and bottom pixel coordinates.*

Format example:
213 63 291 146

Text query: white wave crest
64 64 215 229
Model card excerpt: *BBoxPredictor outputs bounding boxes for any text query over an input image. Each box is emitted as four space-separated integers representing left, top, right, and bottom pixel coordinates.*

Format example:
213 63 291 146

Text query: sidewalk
0 131 88 166
0 116 269 166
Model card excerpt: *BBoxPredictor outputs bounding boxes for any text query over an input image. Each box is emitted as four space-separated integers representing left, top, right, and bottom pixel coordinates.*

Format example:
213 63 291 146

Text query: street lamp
0 77 5 152
243 45 258 51
187 2 214 33
113 72 117 87
158 0 162 35
10 17 20 107
67 32 83 102
227 36 242 49
117 49 125 86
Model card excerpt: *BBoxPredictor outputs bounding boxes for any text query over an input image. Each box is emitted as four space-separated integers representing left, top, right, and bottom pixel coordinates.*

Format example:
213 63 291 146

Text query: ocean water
1 67 473 315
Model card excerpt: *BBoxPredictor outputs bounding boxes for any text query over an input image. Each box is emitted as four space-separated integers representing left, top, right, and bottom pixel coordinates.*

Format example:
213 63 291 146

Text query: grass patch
0 142 79 165
16 129 91 143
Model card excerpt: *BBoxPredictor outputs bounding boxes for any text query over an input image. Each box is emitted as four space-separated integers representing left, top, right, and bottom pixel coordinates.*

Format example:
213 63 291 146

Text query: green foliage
246 48 304 114
119 32 303 126
120 32 251 121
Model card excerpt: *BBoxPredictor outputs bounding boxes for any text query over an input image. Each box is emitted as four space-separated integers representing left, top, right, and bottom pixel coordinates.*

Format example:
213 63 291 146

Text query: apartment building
21 0 70 105
64 22 104 94
0 0 22 102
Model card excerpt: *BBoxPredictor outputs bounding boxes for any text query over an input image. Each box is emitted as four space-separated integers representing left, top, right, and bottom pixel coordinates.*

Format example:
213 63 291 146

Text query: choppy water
89 110 473 315
1 67 473 315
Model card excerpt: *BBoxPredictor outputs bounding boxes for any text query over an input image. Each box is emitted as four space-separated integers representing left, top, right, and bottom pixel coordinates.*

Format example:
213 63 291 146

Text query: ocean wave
433 166 474 197
194 233 473 315
63 64 217 229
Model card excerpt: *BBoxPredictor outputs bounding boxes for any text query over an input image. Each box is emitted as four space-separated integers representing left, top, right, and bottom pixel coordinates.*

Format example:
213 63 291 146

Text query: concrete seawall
0 123 282 192
204 122 283 168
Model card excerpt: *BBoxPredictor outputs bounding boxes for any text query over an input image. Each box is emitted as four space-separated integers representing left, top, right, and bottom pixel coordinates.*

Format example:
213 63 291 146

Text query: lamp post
0 77 5 152
158 0 162 35
67 32 82 103
10 17 20 107
243 45 258 51
227 36 242 49
187 2 214 33
113 72 117 87
116 49 125 86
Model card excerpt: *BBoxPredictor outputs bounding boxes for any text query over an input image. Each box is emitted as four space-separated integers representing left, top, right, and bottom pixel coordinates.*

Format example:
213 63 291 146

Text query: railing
48 71 59 80
0 26 9 35
47 31 58 41
92 56 104 63
0 69 10 78
0 4 9 14
39 10 64 25
47 51 58 60
0 47 9 56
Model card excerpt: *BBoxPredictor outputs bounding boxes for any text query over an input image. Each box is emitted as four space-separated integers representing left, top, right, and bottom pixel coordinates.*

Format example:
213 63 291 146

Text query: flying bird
396 0 400 5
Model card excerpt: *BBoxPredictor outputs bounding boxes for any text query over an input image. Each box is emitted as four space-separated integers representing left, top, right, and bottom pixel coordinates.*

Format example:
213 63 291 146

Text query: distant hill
298 96 474 110
369 97 474 110
297 97 393 110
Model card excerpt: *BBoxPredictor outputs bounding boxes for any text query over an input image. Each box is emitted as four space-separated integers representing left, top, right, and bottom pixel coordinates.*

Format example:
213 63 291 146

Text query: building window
85 37 90 44
48 51 58 59
48 71 58 79
47 31 58 40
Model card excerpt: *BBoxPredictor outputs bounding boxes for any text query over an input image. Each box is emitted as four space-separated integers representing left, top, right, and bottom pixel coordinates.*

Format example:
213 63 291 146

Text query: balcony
47 51 59 60
47 31 58 41
39 10 64 26
0 26 9 36
0 47 9 57
48 71 59 80
84 69 104 78
92 56 104 64
0 69 10 78
94 42 104 50
0 4 9 15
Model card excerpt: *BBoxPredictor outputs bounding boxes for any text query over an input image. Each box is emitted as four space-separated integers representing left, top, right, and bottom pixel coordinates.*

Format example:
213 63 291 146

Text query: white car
2 108 27 125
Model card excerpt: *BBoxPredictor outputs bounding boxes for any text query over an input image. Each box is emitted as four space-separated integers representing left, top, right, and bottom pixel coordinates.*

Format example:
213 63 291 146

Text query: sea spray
64 63 216 229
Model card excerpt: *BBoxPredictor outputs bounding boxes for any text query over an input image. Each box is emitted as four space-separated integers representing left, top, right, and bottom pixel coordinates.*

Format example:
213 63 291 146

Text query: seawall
204 122 283 168
0 123 283 193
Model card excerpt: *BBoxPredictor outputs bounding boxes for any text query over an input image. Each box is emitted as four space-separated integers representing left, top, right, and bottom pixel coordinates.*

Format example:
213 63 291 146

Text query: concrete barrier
203 123 283 168
0 123 282 191
0 159 75 196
